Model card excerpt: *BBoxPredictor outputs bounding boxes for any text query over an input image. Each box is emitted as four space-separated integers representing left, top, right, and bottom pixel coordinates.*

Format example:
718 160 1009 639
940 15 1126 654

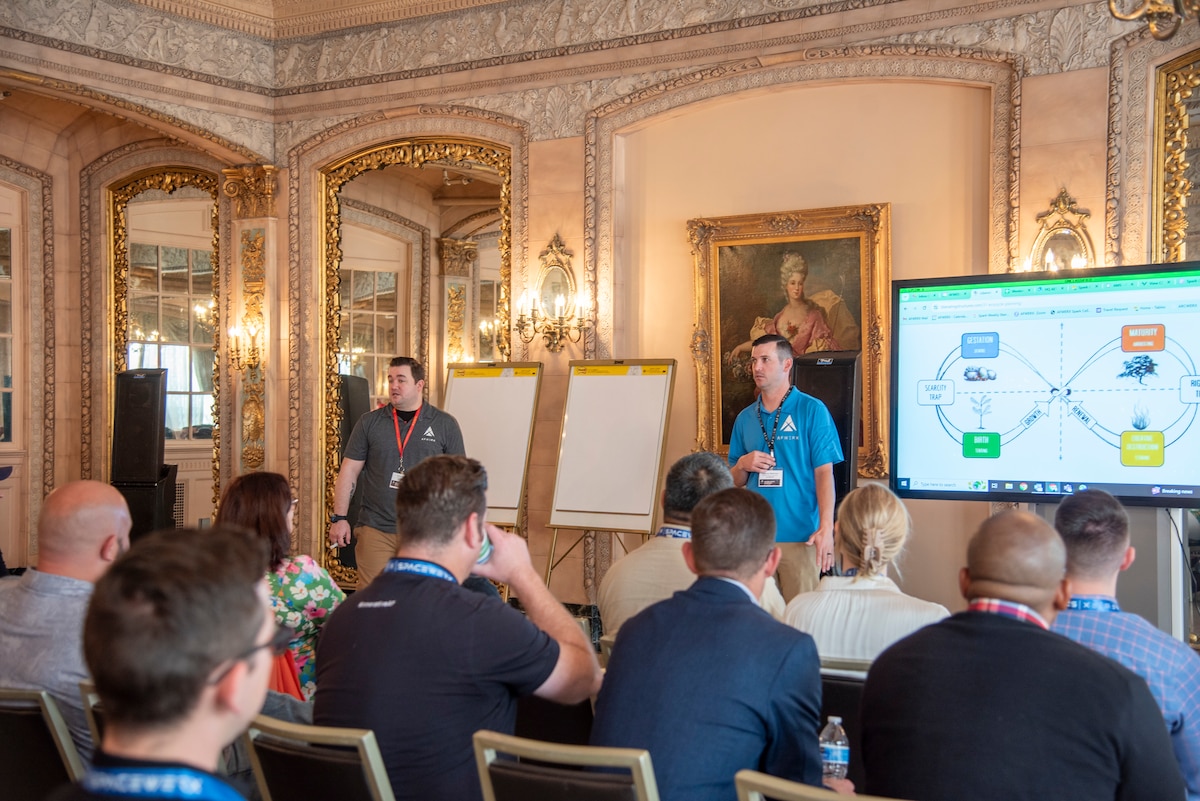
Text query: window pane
160 247 188 293
191 250 212 295
127 343 158 368
0 339 10 390
161 296 190 343
352 355 369 381
165 394 189 438
0 229 11 278
0 282 10 334
352 271 374 310
0 390 10 443
377 314 397 355
192 346 214 393
339 313 351 354
192 395 214 429
161 345 190 391
376 272 397 312
129 244 159 292
376 359 388 398
128 294 160 340
352 316 374 353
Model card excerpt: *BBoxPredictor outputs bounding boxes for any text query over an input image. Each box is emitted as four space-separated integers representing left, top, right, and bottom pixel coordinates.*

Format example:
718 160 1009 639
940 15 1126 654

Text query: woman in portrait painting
728 252 852 362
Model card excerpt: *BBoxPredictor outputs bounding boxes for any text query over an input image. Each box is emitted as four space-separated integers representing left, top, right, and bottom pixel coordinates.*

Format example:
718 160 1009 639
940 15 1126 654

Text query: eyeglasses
208 623 294 686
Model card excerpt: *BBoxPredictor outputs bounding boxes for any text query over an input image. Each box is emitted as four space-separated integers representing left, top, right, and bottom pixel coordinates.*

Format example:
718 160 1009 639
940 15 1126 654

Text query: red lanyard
392 405 421 465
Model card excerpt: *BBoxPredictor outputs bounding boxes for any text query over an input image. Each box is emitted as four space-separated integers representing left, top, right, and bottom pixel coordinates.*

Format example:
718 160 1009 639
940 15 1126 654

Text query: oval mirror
538 265 573 316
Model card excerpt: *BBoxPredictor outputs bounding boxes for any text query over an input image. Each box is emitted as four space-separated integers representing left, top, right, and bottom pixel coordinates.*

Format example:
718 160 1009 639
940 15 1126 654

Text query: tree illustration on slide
1118 355 1157 385
972 395 991 430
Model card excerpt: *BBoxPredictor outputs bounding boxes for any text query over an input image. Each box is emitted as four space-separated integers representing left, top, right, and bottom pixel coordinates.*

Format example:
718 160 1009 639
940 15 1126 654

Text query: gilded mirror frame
109 166 221 505
321 137 511 587
1028 189 1096 271
1154 50 1200 264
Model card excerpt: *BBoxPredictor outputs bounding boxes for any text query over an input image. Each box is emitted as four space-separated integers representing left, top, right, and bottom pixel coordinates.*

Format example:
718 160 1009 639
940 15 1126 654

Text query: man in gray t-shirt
328 356 465 589
0 480 132 765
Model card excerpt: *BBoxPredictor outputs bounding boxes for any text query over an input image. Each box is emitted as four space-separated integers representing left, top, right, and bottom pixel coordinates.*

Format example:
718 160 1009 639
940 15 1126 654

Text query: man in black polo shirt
314 455 602 801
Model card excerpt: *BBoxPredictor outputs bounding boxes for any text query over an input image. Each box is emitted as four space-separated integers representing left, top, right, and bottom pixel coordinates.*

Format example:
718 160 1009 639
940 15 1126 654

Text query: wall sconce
515 234 591 353
228 320 262 372
1018 189 1097 273
1108 0 1197 40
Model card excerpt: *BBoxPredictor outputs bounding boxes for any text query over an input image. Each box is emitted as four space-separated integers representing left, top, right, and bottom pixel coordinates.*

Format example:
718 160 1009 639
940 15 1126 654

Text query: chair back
818 668 866 790
474 729 659 801
78 680 105 747
734 769 896 801
0 688 86 800
243 715 395 801
514 694 594 746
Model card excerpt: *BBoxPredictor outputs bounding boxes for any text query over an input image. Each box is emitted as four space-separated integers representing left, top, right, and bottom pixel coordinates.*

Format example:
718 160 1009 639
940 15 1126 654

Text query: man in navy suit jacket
590 487 824 801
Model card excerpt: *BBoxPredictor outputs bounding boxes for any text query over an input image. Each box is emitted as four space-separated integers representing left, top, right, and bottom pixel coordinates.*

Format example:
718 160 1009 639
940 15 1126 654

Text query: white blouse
783 574 950 662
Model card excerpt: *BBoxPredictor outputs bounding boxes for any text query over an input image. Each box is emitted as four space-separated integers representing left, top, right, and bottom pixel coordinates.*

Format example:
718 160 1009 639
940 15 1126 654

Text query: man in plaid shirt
1052 489 1200 801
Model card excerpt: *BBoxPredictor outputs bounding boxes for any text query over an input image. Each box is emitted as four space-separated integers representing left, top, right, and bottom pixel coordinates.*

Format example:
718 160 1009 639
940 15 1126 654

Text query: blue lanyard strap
383 558 456 583
655 526 691 539
81 767 243 801
1067 596 1121 612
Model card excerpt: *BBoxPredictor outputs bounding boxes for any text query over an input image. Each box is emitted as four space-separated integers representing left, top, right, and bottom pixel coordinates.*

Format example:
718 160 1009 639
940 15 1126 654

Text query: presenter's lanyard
656 526 692 539
384 557 457 583
81 767 243 801
756 386 793 455
1067 596 1120 612
392 404 421 473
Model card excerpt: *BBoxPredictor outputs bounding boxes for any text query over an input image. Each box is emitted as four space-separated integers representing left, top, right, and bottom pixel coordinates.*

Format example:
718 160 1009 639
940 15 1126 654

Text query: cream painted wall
610 80 1001 612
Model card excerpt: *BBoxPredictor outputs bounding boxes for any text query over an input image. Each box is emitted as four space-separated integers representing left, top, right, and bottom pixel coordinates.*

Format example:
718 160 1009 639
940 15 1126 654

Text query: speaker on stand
110 369 176 540
336 374 372 570
790 351 862 511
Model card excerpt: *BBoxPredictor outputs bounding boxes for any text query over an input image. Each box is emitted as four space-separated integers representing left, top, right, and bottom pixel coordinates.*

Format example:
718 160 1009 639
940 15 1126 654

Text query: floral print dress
267 554 345 700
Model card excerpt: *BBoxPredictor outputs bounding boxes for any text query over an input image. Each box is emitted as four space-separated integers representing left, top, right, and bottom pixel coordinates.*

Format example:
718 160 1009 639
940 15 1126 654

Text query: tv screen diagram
891 264 1200 508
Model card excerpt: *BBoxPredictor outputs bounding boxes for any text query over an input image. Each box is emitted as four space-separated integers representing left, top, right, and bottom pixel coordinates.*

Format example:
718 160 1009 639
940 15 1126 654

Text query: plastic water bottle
819 715 849 781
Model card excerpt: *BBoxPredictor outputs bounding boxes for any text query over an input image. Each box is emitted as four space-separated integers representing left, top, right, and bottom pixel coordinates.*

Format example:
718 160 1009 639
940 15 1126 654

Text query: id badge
389 470 405 489
758 468 784 488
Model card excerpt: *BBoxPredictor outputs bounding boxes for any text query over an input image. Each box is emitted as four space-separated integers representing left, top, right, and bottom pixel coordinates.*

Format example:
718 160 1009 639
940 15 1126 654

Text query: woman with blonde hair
784 483 948 662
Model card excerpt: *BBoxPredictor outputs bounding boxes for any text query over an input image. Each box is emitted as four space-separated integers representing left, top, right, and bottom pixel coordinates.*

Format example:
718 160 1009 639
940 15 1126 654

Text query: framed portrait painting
688 204 891 477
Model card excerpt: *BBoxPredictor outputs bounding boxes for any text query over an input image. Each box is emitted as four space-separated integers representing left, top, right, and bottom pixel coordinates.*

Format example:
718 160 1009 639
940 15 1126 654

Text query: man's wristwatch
330 513 349 523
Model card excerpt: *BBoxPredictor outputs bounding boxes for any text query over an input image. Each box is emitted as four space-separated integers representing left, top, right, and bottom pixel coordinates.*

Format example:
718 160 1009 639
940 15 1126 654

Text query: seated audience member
45 525 278 801
784 483 948 661
216 471 345 699
0 480 131 765
861 510 1184 801
598 451 785 635
590 488 825 801
313 455 601 801
1051 489 1200 801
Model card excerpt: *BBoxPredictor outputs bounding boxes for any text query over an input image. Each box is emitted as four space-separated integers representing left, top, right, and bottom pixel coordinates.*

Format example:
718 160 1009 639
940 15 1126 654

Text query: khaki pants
354 525 397 590
774 541 819 602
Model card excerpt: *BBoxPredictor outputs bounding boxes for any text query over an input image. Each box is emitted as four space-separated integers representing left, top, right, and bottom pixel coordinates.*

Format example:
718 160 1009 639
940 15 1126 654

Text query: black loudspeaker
337 374 372 571
338 374 371 458
791 351 861 509
114 464 178 542
111 369 167 483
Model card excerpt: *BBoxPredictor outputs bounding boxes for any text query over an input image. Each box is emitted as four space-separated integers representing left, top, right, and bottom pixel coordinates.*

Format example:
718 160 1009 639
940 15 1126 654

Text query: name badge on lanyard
391 405 421 489
758 466 784 488
755 387 791 489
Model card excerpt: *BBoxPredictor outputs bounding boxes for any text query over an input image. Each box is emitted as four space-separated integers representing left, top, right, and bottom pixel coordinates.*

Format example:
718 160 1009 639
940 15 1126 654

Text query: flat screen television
890 262 1200 508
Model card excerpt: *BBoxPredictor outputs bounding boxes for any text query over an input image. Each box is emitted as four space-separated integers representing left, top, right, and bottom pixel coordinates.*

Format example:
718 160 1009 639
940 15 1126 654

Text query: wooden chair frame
242 715 395 801
735 769 895 801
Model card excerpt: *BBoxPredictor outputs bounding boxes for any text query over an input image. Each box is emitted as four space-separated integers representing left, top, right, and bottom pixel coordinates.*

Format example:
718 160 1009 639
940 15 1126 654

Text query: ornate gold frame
1154 51 1200 264
688 204 891 477
108 166 221 505
320 138 511 586
1028 189 1097 271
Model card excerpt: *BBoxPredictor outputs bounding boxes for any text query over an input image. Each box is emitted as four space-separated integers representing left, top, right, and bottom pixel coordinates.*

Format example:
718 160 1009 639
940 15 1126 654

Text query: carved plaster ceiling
129 0 511 38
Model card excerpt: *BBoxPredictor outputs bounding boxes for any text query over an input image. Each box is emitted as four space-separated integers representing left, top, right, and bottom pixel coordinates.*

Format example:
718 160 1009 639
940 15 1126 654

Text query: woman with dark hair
216 471 344 699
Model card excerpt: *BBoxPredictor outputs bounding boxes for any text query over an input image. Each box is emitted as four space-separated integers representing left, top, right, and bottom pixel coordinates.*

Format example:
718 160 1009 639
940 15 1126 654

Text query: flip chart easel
443 363 542 528
545 359 676 585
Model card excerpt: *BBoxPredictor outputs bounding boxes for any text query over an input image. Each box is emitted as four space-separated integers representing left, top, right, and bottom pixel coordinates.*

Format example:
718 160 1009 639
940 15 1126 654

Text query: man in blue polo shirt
1052 489 1200 801
729 333 842 600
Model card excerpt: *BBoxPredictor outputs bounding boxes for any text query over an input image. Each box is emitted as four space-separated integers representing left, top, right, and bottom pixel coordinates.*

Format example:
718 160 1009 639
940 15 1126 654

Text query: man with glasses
46 525 279 801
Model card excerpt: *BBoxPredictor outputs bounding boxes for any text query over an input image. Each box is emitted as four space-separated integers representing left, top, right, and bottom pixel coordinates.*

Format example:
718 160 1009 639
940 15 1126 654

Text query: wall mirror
321 138 510 586
1155 50 1200 263
110 168 221 513
538 263 575 316
1027 189 1095 271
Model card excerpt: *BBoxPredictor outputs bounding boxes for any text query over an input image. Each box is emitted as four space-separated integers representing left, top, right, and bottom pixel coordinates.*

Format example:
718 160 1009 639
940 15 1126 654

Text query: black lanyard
755 386 792 455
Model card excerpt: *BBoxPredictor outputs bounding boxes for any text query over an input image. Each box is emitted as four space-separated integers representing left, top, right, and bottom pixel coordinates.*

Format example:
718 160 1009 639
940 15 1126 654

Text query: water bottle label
821 744 849 764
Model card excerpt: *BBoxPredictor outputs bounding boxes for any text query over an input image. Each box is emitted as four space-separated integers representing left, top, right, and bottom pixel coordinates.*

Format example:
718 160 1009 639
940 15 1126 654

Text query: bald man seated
0 481 132 765
860 510 1185 801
